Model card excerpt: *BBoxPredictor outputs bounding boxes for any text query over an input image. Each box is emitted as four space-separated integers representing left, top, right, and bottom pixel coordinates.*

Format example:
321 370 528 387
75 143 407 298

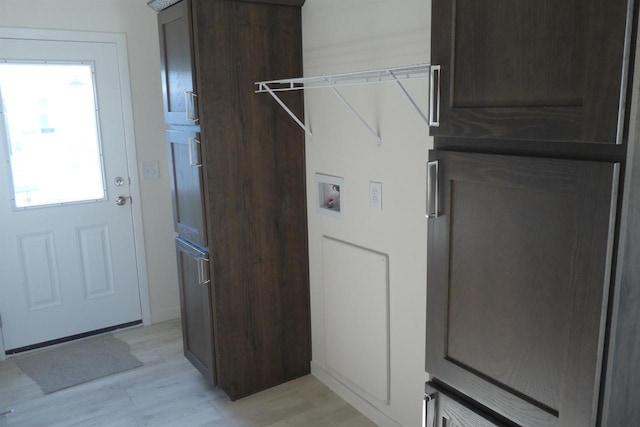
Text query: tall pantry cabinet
425 0 640 426
150 0 310 400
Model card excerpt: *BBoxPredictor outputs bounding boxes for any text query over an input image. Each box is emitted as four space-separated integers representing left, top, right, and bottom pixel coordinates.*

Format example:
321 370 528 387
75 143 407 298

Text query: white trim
0 27 152 325
0 27 128 44
311 362 402 427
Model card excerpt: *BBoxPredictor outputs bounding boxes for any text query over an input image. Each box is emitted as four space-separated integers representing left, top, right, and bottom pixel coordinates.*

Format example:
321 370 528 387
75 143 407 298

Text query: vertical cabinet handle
423 392 438 427
429 65 441 127
185 91 199 123
188 137 202 167
197 257 211 286
426 161 439 219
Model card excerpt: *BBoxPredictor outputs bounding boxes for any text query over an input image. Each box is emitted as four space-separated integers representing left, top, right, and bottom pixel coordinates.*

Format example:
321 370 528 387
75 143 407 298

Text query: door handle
197 257 211 286
185 91 199 123
115 196 131 206
429 65 441 127
188 137 202 167
426 161 439 218
423 392 437 427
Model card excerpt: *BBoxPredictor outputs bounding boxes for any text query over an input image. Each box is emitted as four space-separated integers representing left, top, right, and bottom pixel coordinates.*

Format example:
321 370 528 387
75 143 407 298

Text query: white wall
0 0 180 324
302 1 432 426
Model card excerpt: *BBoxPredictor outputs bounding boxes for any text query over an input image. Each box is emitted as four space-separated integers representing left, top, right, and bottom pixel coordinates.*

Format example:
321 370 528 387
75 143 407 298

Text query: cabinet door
158 0 198 125
167 130 207 248
426 151 618 426
175 238 215 385
430 0 631 144
425 383 506 427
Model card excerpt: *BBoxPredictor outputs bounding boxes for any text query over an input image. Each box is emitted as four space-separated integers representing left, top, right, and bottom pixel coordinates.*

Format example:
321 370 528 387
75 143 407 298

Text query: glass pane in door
0 62 106 208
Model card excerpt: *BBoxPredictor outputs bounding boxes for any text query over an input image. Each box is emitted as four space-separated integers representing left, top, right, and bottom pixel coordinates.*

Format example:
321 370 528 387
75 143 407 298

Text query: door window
0 62 106 208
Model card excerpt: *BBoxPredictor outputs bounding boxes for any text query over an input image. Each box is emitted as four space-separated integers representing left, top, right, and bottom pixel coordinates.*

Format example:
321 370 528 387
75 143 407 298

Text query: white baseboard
150 306 181 324
311 361 403 427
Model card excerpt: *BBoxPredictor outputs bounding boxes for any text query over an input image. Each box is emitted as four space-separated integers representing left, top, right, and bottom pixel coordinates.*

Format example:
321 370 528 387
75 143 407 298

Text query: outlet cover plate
369 181 382 210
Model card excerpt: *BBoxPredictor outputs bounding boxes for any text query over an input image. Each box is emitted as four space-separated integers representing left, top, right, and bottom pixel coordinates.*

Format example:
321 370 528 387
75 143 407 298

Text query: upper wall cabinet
430 0 632 144
158 0 198 126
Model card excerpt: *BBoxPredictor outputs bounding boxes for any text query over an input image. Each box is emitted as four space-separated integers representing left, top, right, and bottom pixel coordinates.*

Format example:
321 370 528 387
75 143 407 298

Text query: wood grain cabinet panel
166 130 207 248
427 0 639 425
430 0 631 143
426 151 619 427
175 238 216 385
192 0 310 400
158 0 198 126
157 0 310 401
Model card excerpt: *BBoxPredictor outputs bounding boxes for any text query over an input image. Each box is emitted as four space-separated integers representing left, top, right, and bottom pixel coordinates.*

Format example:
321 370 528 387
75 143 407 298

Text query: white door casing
0 322 5 361
0 28 151 352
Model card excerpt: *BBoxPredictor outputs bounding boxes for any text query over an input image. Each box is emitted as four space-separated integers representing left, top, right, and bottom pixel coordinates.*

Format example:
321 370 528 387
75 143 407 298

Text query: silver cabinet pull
197 257 210 286
188 137 202 167
185 91 199 123
426 161 439 218
423 392 437 427
429 65 441 127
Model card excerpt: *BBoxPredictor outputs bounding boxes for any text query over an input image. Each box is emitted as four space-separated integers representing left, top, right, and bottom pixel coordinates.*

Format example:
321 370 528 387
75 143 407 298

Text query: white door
0 36 143 352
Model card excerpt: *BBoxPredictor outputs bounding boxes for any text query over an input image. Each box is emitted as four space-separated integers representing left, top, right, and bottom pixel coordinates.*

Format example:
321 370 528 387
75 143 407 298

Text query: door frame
0 27 152 349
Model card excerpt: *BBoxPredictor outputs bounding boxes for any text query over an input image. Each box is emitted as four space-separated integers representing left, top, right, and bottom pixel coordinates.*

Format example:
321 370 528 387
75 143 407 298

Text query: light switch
141 160 160 180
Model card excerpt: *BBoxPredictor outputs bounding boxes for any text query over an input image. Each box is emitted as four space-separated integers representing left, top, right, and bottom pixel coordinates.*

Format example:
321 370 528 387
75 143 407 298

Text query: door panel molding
18 231 62 311
77 224 116 300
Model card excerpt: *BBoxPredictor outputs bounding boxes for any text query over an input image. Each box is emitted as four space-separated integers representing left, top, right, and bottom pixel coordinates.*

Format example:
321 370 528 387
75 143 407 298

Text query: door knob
115 196 131 206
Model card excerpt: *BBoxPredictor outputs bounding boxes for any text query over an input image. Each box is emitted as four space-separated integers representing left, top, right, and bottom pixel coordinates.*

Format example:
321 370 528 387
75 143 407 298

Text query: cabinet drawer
167 130 207 248
424 383 507 427
175 238 215 385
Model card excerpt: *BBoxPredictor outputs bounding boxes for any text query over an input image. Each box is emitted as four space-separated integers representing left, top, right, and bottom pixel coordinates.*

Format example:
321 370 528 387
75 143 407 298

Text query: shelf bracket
389 70 429 126
257 82 313 138
325 78 382 146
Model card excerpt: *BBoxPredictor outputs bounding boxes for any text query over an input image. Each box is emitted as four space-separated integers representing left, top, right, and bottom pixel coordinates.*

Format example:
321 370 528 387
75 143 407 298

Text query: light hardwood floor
0 320 376 427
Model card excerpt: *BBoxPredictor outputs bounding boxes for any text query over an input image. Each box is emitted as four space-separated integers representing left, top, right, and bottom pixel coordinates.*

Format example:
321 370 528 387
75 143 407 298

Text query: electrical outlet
141 160 160 180
369 181 382 210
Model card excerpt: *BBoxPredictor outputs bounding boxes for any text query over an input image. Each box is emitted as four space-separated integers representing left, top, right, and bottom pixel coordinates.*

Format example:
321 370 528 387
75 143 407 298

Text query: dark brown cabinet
158 0 197 126
426 1 639 425
430 0 631 143
175 238 215 385
154 0 310 400
426 151 618 427
166 130 207 248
